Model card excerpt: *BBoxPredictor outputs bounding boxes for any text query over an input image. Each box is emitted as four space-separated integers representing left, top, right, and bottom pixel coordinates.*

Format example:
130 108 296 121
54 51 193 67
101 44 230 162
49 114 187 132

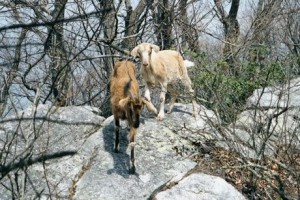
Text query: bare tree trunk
152 0 173 49
0 28 28 117
122 0 152 50
252 0 282 44
98 1 117 117
48 0 70 107
214 0 240 74
249 0 283 63
178 0 200 53
284 1 300 72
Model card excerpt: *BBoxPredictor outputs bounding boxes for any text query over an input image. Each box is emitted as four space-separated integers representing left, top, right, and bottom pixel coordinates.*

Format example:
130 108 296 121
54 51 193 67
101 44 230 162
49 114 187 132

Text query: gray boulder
73 103 211 199
0 103 245 200
226 78 300 159
152 173 246 200
0 104 105 199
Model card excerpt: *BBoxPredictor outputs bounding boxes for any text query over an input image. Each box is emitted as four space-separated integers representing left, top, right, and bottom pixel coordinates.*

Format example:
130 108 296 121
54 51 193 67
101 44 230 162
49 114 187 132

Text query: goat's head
119 93 157 128
119 94 144 128
131 43 160 67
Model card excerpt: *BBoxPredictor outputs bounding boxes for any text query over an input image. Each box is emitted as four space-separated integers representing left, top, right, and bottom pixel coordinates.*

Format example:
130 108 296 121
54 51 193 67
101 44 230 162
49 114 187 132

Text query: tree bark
122 0 152 50
98 1 118 117
178 0 200 53
249 0 283 63
252 0 282 45
48 0 70 107
214 0 240 74
0 28 28 117
152 0 173 49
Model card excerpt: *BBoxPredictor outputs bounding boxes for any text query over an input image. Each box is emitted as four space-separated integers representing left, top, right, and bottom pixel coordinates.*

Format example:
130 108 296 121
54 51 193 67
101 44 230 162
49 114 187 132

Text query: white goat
131 43 198 120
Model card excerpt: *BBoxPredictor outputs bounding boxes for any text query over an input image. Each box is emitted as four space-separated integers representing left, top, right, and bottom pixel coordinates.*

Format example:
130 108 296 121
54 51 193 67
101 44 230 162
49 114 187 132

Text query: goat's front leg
114 117 120 153
144 83 151 102
157 83 167 120
129 127 136 174
183 78 199 118
142 99 158 115
188 89 198 118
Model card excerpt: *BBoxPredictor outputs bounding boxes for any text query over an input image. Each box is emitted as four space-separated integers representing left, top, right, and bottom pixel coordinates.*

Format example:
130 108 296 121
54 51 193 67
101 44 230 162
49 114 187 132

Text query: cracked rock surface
73 114 197 200
152 173 246 200
0 105 104 199
0 103 246 200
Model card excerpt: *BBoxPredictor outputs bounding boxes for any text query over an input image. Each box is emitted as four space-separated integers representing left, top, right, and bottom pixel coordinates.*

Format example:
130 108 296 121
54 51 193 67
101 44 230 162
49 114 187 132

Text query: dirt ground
180 143 300 200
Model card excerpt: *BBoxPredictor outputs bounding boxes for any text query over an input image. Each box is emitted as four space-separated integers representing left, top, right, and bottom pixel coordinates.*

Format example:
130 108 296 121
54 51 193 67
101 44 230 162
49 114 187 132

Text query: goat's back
152 50 188 80
157 50 182 58
110 61 139 108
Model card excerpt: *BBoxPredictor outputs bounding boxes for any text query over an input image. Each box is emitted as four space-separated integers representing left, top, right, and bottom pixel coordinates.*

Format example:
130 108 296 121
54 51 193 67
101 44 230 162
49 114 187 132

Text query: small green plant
192 59 287 124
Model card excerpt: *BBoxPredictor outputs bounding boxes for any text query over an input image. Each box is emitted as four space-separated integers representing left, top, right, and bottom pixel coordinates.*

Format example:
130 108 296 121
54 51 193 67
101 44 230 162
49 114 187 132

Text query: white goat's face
131 43 160 67
140 50 151 67
137 44 152 67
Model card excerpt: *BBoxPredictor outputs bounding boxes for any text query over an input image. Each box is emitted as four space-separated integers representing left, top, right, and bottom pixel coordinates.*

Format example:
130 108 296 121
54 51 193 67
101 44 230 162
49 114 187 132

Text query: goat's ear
142 98 158 115
119 97 131 109
131 46 139 58
150 44 160 53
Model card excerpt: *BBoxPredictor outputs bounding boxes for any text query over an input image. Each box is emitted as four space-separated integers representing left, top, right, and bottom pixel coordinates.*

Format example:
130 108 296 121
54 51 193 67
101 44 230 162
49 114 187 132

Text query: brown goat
131 43 198 120
110 60 157 174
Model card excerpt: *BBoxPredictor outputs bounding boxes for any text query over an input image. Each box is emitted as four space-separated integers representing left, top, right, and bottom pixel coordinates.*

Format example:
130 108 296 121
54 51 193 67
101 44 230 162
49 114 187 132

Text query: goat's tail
184 60 195 68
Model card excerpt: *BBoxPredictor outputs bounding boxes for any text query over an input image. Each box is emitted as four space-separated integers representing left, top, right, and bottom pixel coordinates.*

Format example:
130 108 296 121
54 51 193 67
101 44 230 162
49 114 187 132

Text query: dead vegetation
188 145 300 200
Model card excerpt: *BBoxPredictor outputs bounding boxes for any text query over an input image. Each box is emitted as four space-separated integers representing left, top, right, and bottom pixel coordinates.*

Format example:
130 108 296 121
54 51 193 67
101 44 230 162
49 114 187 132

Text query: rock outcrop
152 173 246 200
2 78 299 199
226 78 300 158
0 103 245 200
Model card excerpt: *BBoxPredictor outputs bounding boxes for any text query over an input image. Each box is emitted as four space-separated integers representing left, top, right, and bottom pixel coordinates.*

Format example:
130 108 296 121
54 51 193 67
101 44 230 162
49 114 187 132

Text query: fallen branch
0 151 77 178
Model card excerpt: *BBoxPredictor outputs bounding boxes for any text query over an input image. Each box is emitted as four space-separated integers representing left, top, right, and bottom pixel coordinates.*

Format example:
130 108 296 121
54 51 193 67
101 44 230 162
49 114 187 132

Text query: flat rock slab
1 103 246 200
74 115 197 200
153 173 246 200
0 105 105 199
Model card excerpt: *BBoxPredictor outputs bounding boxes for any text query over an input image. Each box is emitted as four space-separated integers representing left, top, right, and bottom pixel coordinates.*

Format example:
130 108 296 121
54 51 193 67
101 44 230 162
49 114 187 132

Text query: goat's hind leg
167 93 177 114
156 82 168 120
114 117 120 153
192 98 198 118
184 80 198 118
189 90 198 118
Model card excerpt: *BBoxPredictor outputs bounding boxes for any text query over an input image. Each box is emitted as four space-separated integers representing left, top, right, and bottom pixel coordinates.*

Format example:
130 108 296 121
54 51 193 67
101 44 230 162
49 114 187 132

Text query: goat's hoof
129 166 136 174
192 113 198 118
128 142 135 148
114 148 119 153
167 109 173 114
156 115 164 121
